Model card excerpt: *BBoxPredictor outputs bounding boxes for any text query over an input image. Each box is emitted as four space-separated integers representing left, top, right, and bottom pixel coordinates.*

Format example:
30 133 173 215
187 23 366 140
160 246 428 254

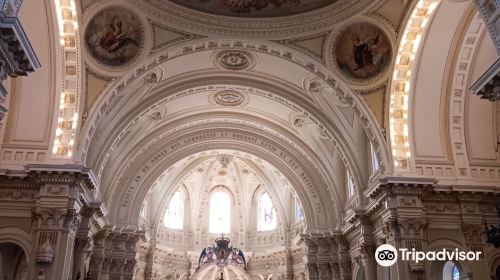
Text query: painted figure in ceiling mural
85 6 143 67
333 22 391 81
99 16 137 54
169 0 337 17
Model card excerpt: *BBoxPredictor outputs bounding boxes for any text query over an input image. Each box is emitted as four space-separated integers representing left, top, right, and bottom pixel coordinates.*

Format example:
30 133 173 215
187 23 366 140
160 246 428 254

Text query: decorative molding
51 0 81 158
109 119 339 230
78 39 390 198
212 50 256 71
448 12 485 178
211 90 247 107
389 0 440 170
135 0 379 38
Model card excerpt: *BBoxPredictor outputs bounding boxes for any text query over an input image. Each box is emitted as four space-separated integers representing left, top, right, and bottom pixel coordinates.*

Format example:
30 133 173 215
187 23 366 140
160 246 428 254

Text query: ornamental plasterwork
135 0 377 38
52 0 81 158
107 119 340 228
289 112 310 129
389 0 440 170
170 0 336 17
88 84 349 203
211 90 247 106
217 154 233 168
304 76 350 108
79 39 389 177
212 50 256 71
446 13 484 178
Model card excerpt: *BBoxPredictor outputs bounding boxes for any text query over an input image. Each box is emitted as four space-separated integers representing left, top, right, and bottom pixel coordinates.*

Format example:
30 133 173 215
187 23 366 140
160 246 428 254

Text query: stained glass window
452 265 459 280
209 191 231 233
164 191 183 229
258 192 276 231
295 199 304 222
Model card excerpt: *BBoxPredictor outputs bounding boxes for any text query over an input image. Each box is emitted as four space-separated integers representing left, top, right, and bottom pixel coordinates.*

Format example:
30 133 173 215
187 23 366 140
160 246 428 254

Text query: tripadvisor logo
375 244 482 267
375 244 398 267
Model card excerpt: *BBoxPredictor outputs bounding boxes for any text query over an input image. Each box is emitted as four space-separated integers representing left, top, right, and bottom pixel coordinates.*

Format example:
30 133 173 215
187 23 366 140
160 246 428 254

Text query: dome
167 0 337 17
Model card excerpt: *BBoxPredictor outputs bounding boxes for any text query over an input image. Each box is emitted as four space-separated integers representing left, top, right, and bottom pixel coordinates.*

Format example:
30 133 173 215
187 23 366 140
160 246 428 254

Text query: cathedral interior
0 0 499 279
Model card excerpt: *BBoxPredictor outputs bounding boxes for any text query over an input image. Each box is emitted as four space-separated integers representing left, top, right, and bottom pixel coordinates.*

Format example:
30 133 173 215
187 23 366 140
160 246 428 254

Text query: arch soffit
388 0 478 172
102 111 343 201
401 1 496 182
86 73 370 201
79 39 391 181
107 121 339 231
389 0 441 170
0 227 33 260
84 83 373 221
88 77 360 191
410 0 474 169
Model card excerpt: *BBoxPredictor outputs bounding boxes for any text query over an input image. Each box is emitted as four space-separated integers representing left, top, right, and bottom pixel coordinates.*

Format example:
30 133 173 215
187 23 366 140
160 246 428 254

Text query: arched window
347 170 355 197
164 191 183 229
209 191 231 233
452 265 459 280
442 261 460 280
258 192 276 231
295 199 304 222
370 142 380 172
140 202 147 218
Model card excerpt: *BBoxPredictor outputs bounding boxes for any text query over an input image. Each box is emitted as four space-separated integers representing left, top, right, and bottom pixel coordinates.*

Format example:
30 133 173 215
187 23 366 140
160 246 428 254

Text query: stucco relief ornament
36 239 55 263
217 154 234 168
144 72 158 85
213 90 245 106
221 52 247 68
214 50 255 70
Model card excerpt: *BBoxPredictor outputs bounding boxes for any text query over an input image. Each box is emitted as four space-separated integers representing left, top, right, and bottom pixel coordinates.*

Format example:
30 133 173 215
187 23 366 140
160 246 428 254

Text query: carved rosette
210 90 247 107
212 50 256 71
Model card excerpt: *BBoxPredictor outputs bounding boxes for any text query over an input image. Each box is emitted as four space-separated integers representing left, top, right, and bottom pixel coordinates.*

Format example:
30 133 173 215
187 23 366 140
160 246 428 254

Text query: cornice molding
134 0 379 39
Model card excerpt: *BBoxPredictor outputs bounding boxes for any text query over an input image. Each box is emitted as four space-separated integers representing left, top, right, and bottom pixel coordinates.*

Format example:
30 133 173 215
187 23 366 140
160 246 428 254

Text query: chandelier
484 205 500 247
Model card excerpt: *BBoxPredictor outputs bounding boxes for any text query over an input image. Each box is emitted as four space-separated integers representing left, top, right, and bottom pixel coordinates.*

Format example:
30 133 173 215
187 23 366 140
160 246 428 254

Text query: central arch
76 38 393 233
107 115 341 231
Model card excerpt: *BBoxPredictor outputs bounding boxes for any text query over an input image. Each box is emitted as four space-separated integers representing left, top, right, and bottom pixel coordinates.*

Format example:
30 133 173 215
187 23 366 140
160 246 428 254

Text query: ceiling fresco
332 22 392 81
84 6 144 68
168 0 337 17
